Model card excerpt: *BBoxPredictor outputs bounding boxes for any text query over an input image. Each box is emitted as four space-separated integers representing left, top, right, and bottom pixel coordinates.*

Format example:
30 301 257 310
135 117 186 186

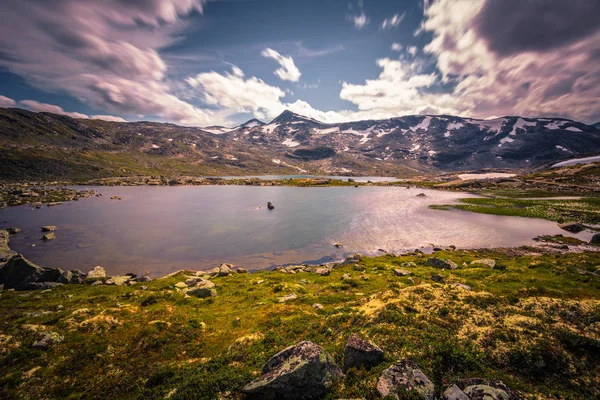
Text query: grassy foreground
1 249 599 399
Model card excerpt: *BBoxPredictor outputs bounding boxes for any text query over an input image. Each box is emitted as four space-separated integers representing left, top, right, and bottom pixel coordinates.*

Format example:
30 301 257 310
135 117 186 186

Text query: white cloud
0 0 216 125
186 65 287 121
349 12 369 29
261 48 302 82
0 95 16 108
91 115 127 122
419 0 600 123
20 100 89 119
382 12 406 29
391 43 403 52
406 46 418 56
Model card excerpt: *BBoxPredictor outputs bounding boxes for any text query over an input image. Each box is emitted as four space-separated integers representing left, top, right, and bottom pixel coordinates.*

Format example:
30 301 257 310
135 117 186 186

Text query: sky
0 0 598 126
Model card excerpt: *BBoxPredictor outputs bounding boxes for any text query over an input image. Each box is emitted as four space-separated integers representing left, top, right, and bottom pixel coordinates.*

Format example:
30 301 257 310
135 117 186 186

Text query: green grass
1 250 599 399
431 197 600 224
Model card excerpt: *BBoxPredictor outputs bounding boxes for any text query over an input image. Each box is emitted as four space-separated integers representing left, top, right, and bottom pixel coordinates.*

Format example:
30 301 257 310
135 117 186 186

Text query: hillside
1 108 599 182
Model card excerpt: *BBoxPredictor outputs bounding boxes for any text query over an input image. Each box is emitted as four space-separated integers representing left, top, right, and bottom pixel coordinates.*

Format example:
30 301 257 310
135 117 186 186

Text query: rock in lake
343 333 384 372
267 201 275 210
242 341 342 400
41 226 56 232
558 222 585 233
416 193 427 197
441 378 519 400
0 254 62 290
7 227 20 235
377 359 436 400
42 232 55 241
85 266 106 283
425 257 458 270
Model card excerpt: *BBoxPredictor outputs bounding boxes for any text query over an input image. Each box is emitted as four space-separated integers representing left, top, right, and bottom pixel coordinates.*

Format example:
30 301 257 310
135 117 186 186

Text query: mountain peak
271 110 321 125
240 118 264 128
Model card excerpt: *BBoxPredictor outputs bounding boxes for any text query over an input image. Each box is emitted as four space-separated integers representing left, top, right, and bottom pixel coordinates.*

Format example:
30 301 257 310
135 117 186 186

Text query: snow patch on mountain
566 126 582 132
545 120 567 130
411 116 431 131
282 138 300 147
313 127 339 135
555 145 571 152
261 124 279 134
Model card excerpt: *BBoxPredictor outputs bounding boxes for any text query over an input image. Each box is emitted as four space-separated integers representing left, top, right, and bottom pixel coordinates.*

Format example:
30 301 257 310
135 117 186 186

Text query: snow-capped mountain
217 110 600 171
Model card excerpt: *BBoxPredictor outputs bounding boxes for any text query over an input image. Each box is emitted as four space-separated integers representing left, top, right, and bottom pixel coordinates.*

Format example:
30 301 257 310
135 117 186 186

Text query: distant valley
1 107 599 182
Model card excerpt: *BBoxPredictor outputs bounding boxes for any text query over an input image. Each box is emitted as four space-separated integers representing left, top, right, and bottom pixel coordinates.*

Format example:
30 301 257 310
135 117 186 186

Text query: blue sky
0 0 598 126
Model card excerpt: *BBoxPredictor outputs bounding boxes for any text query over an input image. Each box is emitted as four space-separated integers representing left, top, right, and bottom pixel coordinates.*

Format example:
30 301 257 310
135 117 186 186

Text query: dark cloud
475 0 600 55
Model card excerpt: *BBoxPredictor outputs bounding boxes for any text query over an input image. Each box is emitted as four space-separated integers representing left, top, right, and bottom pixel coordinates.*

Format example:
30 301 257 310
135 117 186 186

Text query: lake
0 186 589 277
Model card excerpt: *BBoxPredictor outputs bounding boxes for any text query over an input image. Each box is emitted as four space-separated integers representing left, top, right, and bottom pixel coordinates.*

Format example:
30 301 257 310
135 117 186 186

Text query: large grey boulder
211 263 233 277
377 359 436 400
343 333 384 372
442 379 519 400
242 341 342 400
57 269 86 284
0 254 62 290
85 266 106 283
425 258 458 270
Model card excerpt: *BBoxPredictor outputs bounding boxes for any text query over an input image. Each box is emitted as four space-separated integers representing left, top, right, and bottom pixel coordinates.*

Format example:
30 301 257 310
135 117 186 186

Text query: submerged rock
425 258 458 270
242 341 342 400
0 254 62 290
6 227 20 235
42 232 55 241
343 333 384 372
442 379 519 400
41 226 56 232
377 359 436 400
558 222 585 233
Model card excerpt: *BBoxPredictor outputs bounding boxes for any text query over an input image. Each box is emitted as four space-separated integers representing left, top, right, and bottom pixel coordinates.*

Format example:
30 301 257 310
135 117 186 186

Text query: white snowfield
552 155 600 168
458 173 516 180
282 138 300 147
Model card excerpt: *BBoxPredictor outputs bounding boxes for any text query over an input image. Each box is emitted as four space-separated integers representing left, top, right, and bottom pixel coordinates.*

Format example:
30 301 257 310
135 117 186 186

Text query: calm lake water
0 186 590 277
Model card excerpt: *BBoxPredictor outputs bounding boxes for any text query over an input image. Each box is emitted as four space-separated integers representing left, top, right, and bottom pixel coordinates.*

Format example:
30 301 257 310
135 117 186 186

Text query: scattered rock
558 222 585 233
90 280 103 286
343 333 384 372
7 227 20 235
41 226 56 232
188 287 217 298
278 293 297 303
242 341 342 400
312 303 323 309
0 255 63 290
416 193 427 197
452 283 472 291
401 262 417 268
442 379 519 400
57 270 86 284
140 286 148 290
32 332 63 349
393 269 412 277
175 282 188 289
267 202 275 210
493 264 507 271
212 263 233 277
42 232 55 241
377 359 435 400
470 259 496 268
315 268 331 276
591 233 600 244
134 275 152 282
105 276 130 286
431 274 445 283
425 258 458 270
341 273 351 280
334 243 343 248
85 266 107 283
237 267 248 273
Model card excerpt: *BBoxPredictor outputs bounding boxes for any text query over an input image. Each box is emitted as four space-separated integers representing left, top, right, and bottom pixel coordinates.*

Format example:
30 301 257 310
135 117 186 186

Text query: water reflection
0 186 590 276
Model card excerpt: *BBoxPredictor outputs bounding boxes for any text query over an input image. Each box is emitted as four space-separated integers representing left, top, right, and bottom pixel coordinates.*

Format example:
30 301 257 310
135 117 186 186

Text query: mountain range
1 107 599 181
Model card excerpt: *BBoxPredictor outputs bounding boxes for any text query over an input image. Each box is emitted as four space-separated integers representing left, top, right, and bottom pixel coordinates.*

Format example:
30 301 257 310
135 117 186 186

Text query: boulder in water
267 201 275 210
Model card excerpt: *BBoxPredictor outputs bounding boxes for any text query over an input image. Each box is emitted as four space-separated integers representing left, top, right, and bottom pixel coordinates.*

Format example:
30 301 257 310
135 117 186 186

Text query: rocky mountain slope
1 107 599 181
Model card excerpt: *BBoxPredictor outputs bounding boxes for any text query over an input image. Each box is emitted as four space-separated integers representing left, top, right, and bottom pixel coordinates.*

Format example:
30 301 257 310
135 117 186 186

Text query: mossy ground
430 197 600 225
1 250 599 399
